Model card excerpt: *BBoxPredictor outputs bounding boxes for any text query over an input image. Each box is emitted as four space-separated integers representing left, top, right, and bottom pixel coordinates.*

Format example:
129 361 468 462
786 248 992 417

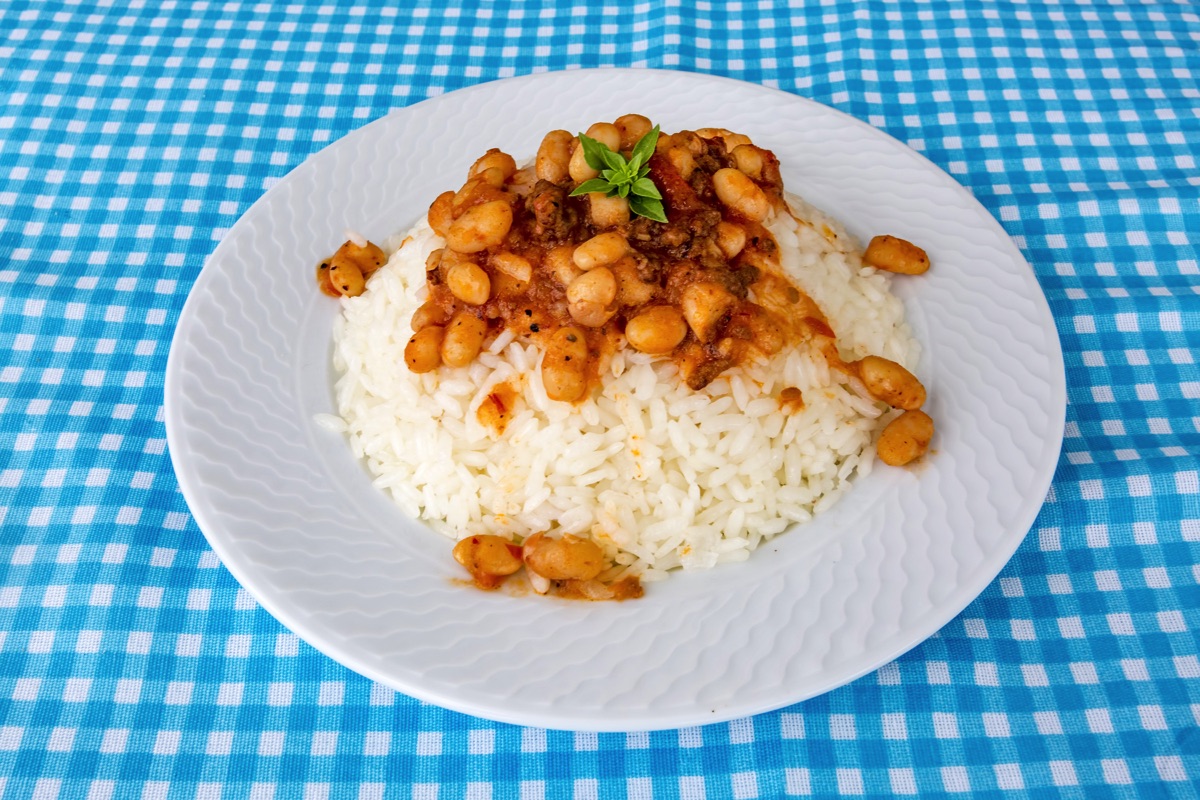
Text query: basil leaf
600 147 626 172
577 133 610 171
569 178 614 197
617 182 630 198
629 194 668 223
630 177 662 200
601 168 619 181
630 125 660 172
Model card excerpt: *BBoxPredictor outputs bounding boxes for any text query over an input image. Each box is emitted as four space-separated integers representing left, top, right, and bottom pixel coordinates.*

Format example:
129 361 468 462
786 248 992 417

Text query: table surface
2 1 1198 798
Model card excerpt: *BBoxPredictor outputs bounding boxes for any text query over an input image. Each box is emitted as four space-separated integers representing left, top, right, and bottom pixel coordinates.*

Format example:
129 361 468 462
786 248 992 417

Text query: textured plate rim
166 67 1066 731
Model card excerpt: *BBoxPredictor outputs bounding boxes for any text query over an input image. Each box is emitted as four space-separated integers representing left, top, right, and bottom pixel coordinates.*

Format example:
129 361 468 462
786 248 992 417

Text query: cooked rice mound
324 195 918 583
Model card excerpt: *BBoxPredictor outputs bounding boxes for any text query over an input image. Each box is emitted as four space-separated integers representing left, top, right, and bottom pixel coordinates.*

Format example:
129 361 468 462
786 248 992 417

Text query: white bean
536 130 573 184
858 355 926 410
545 244 582 287
589 193 630 228
567 267 617 307
469 149 517 181
680 282 735 342
568 123 622 183
428 191 455 237
715 221 746 259
491 251 533 283
405 326 444 372
614 114 653 150
541 327 589 402
445 200 513 254
441 311 487 367
712 168 769 222
863 235 930 275
446 261 491 306
731 144 764 179
573 231 628 271
625 307 688 354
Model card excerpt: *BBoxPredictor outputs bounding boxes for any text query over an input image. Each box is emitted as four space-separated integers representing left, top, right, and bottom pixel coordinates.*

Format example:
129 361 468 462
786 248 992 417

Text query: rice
330 195 917 582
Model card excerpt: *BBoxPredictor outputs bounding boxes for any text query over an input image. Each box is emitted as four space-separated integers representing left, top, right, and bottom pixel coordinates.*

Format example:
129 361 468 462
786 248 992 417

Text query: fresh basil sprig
568 125 667 223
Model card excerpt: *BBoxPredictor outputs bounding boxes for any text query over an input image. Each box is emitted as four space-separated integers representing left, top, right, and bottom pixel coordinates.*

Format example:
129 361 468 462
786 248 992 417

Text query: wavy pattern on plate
165 69 1065 731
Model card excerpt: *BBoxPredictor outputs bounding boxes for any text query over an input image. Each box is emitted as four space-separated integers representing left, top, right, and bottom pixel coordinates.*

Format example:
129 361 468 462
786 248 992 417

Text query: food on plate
316 117 934 598
876 409 935 466
316 238 387 298
863 235 929 275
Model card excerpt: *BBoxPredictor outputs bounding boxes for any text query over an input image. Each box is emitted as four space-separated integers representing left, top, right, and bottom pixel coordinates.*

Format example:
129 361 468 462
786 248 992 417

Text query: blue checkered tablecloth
2 0 1199 797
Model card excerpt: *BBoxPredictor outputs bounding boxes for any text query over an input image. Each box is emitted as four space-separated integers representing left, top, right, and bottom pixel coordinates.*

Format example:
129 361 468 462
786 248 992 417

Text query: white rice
329 195 917 582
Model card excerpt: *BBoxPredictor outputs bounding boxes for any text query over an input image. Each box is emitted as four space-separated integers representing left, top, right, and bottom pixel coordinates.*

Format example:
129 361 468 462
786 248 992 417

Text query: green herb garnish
568 125 667 223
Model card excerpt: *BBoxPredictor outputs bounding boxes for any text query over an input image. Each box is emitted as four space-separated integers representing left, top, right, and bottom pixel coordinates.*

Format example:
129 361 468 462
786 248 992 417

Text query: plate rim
166 66 1066 731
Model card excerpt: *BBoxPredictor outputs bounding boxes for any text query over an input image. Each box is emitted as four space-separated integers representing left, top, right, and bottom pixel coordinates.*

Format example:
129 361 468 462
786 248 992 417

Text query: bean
445 199 513 254
568 123 622 183
453 534 523 590
327 256 365 297
672 131 706 155
433 248 470 284
614 113 653 150
715 221 747 259
428 191 455 237
567 267 617 307
334 239 387 276
469 149 517 181
697 128 752 151
585 122 622 150
491 251 532 283
450 176 508 217
858 355 926 410
448 172 508 215
567 268 617 328
404 325 444 373
568 301 613 328
411 300 448 332
522 532 605 581
446 261 491 305
721 133 753 151
730 144 764 179
475 166 506 188
573 231 628 271
680 281 735 342
666 146 695 179
568 141 598 183
712 168 770 222
490 269 529 298
625 306 688 354
541 326 589 402
863 235 930 275
589 192 630 228
611 256 655 307
315 260 339 297
877 410 934 466
545 244 582 287
440 311 487 367
536 130 573 184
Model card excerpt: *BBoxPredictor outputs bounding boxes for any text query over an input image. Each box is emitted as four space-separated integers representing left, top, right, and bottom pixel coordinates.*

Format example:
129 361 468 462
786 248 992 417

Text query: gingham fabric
2 0 1198 797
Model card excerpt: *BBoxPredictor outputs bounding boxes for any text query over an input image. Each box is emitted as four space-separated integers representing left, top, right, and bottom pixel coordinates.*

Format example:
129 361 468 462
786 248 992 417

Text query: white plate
166 69 1065 731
